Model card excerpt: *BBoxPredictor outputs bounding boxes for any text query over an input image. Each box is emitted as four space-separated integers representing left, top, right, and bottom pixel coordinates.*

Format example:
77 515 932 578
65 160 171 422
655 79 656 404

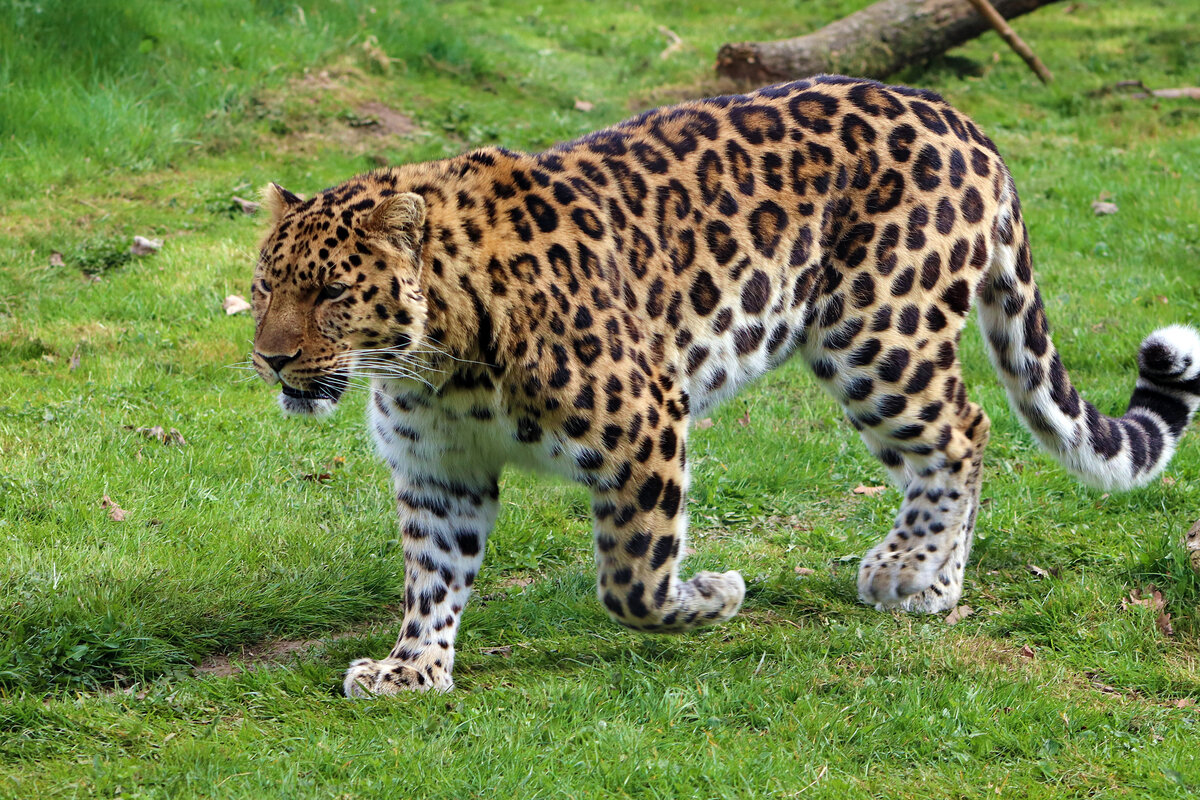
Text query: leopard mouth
279 373 349 402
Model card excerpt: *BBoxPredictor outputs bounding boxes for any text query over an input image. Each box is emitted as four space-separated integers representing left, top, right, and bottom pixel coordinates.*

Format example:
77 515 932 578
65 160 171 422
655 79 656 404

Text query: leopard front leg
345 409 501 696
591 417 744 632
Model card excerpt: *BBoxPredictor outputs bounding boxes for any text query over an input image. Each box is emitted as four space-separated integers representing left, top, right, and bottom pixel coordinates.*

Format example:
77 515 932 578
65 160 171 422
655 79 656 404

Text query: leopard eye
319 282 349 301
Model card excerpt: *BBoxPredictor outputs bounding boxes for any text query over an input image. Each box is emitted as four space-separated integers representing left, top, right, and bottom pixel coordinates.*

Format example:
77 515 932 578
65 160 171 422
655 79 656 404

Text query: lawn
1 0 1199 797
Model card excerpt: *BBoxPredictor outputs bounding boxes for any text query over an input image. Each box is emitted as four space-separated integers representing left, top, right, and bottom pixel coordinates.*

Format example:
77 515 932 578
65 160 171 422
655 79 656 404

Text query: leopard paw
343 657 453 697
857 533 964 614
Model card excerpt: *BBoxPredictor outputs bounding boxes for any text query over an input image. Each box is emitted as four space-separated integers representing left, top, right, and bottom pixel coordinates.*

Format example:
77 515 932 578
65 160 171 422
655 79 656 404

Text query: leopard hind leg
805 325 991 612
855 396 991 613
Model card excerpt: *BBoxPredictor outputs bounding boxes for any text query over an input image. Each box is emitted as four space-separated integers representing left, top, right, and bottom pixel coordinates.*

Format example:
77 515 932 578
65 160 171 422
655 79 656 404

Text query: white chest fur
367 378 600 485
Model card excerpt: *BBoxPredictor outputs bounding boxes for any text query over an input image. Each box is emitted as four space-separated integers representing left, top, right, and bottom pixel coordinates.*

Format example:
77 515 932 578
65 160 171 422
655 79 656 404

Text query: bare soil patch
252 67 422 159
196 638 327 678
350 101 420 137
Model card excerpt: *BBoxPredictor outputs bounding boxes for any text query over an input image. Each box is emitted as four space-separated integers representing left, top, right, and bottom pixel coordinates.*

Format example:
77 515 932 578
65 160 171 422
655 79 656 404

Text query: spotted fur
249 76 1200 695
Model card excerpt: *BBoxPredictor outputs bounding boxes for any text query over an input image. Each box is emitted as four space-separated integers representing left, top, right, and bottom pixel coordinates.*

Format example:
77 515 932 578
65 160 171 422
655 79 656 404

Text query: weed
68 236 133 276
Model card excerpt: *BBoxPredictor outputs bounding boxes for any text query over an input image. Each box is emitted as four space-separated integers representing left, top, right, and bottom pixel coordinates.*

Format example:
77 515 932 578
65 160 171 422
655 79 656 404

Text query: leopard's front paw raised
343 657 454 697
691 569 746 623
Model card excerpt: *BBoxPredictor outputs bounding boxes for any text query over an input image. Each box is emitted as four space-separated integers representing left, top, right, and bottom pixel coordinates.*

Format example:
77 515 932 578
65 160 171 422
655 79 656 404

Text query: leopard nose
258 350 301 375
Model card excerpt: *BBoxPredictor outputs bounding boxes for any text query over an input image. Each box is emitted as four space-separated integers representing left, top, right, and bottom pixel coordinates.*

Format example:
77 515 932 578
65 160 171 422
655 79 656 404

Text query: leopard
248 75 1200 696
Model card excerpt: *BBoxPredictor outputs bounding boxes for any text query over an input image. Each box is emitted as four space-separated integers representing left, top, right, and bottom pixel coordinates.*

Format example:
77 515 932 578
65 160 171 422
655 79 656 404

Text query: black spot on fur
961 186 985 223
689 271 721 315
913 145 943 191
740 270 771 314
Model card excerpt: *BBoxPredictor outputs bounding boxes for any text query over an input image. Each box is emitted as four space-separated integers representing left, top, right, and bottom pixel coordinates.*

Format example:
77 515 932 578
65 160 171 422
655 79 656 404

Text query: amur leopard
249 75 1200 696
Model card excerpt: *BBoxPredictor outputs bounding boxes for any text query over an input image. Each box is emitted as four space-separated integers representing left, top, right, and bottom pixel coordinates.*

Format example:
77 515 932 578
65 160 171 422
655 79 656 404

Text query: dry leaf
944 605 974 625
333 456 346 465
1019 644 1036 659
1121 585 1165 611
129 236 162 256
1026 563 1050 579
1122 585 1174 637
301 472 333 483
231 196 261 215
1161 475 1176 487
736 410 751 426
694 417 715 430
124 425 186 446
49 251 65 267
481 645 512 657
360 34 393 73
573 99 594 112
1091 200 1119 216
1173 698 1196 709
1084 671 1125 697
794 566 816 577
852 485 887 497
223 294 252 315
100 495 127 521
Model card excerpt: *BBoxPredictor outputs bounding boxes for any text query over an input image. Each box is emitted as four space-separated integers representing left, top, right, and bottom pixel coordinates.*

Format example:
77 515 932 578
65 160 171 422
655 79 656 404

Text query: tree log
715 0 1061 86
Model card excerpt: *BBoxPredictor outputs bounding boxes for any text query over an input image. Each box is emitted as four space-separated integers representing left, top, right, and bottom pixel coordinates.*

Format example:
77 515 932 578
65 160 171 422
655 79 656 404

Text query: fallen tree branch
964 0 1052 82
1090 81 1200 100
1139 87 1200 100
715 0 1062 86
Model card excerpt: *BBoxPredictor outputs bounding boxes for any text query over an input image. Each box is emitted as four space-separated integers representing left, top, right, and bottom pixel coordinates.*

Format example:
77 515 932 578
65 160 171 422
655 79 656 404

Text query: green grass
2 0 1200 796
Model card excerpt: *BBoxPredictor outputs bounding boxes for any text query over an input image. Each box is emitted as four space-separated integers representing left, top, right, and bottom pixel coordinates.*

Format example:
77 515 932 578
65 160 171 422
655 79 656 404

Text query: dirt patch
945 634 1030 672
293 69 344 93
497 575 536 590
195 638 327 678
194 606 405 678
349 101 420 137
251 66 423 160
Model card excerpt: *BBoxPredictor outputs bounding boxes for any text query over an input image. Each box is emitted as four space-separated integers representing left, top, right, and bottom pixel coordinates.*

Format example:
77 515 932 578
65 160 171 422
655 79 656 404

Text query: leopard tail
977 174 1200 490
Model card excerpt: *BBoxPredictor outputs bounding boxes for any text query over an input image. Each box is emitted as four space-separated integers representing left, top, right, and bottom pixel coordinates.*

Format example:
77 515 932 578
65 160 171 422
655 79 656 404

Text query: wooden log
715 0 1061 86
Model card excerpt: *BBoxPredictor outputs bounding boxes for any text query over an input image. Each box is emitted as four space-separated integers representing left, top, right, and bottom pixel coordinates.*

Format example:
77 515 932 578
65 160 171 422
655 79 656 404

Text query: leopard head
250 181 429 416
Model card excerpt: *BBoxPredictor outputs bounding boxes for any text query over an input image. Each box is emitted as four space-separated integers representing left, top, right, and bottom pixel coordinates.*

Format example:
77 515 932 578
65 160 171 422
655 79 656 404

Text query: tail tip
1138 325 1200 386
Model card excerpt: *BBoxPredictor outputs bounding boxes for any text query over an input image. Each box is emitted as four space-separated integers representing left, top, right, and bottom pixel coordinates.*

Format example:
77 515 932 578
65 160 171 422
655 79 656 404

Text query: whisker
346 344 496 369
344 358 448 377
351 367 437 390
352 365 433 381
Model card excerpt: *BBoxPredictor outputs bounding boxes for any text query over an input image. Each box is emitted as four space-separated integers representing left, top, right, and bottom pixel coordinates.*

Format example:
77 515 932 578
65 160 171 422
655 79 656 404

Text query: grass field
2 0 1199 796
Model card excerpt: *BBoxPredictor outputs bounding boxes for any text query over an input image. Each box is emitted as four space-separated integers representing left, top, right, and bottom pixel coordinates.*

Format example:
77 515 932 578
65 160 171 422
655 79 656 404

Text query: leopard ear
367 192 426 255
261 182 303 223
